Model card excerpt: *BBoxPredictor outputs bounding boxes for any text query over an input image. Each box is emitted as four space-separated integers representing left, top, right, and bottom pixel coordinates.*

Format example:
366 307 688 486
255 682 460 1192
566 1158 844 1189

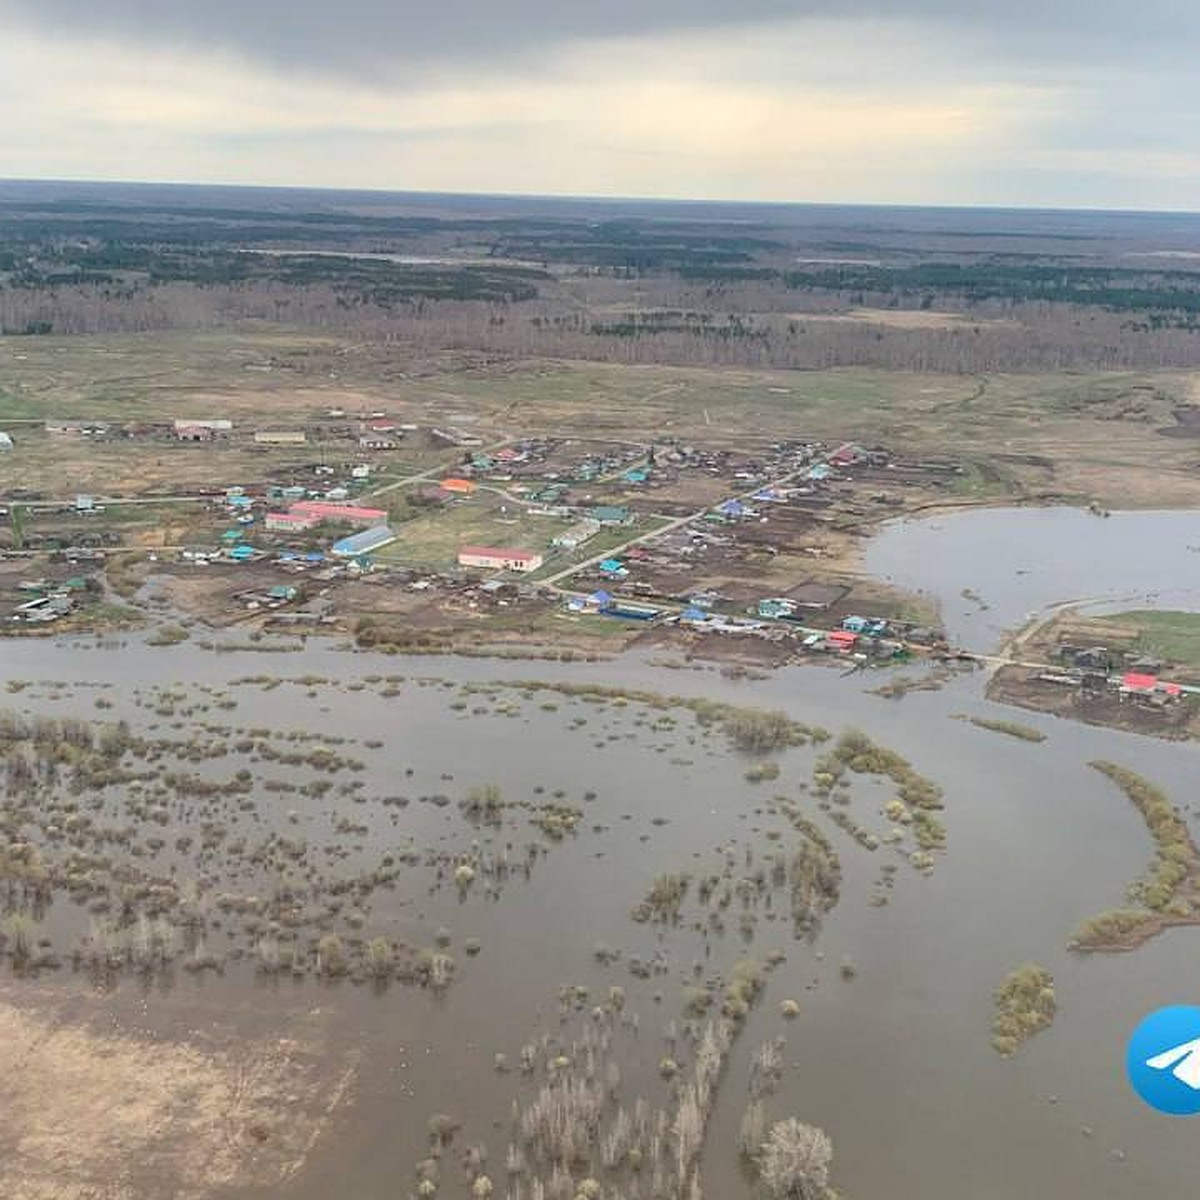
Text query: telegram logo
1127 1006 1200 1115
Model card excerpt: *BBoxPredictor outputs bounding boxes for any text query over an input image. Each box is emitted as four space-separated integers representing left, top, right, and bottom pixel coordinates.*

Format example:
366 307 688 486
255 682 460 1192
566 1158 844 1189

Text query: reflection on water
865 507 1200 651
2 636 1199 1200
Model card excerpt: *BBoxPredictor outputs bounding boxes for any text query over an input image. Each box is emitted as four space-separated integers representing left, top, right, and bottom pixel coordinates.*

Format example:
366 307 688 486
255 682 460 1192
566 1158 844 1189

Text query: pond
864 506 1200 651
1 634 1198 1200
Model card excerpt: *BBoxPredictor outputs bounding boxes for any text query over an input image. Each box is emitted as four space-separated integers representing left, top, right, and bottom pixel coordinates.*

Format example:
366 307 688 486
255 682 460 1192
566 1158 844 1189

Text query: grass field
1102 611 1200 669
6 330 1200 511
372 497 569 571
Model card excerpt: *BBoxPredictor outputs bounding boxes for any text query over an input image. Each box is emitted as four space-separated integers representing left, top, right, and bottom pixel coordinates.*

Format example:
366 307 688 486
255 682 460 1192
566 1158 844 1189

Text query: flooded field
1 634 1199 1199
865 507 1200 650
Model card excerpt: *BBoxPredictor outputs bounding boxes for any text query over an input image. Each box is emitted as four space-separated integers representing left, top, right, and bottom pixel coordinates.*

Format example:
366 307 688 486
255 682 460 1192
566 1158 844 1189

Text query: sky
2 1 1199 209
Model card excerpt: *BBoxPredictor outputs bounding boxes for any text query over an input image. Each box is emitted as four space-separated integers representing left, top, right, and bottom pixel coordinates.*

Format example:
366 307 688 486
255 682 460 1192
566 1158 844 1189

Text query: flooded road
1 633 1198 1199
865 506 1200 651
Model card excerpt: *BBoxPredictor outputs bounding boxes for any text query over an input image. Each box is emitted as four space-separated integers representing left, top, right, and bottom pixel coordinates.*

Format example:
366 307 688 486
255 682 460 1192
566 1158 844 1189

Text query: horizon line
1 175 1198 220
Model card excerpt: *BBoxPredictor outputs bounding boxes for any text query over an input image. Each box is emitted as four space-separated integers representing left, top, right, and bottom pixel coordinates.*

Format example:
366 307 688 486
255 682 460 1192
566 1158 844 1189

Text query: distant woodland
5 185 1200 371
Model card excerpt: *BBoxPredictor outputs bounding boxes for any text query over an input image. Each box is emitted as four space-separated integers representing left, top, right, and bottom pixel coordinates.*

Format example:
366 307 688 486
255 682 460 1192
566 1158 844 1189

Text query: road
539 458 812 591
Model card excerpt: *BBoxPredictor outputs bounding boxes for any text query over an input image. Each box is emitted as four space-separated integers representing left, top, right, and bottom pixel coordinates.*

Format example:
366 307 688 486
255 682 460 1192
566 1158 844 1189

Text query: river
864 506 1200 652
2 627 1198 1200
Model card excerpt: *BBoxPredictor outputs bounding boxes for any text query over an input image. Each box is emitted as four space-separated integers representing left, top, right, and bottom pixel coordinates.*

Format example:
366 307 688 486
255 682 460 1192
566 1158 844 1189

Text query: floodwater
3 630 1200 1200
865 506 1200 651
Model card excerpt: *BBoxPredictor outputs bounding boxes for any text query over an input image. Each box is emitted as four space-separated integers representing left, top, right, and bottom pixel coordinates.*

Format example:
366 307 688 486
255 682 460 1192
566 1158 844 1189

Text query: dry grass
792 308 1021 331
0 995 353 1200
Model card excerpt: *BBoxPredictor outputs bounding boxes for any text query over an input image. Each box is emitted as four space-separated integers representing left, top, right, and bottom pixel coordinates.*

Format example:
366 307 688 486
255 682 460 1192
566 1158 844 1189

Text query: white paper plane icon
1146 1038 1200 1089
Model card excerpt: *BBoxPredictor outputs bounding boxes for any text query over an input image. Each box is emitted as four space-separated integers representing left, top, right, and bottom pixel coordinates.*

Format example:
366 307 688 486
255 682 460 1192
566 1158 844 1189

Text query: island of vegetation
991 963 1057 1057
1070 762 1200 952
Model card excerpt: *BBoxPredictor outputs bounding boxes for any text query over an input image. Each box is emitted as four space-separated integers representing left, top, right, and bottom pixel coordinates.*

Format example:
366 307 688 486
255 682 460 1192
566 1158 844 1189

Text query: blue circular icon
1127 1006 1200 1115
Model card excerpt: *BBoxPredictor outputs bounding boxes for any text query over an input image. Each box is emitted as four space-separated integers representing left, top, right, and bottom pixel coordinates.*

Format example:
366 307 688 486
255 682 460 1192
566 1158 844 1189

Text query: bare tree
757 1119 833 1200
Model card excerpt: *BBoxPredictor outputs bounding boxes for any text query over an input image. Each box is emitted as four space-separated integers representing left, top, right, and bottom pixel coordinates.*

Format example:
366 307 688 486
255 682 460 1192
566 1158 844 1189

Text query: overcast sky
2 1 1199 208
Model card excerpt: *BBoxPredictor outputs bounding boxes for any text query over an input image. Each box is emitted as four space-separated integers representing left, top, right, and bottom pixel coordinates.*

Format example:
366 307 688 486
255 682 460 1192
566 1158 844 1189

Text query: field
1096 610 1200 669
6 331 1200 509
0 986 351 1200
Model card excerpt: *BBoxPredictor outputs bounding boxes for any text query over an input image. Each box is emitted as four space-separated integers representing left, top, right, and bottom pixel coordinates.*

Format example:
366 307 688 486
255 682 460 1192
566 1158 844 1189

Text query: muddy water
3 633 1200 1200
865 506 1200 650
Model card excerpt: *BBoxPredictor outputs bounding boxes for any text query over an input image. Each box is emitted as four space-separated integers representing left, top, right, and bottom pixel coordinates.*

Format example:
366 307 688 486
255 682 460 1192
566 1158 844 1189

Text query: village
0 405 968 663
3 392 1198 730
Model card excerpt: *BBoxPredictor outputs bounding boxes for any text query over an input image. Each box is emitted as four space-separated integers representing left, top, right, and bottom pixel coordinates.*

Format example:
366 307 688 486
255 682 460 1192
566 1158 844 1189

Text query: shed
440 478 477 495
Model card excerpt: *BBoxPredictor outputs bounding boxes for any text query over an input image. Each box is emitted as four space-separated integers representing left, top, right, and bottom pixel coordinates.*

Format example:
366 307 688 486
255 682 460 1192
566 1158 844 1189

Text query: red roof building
1120 672 1182 698
289 501 388 525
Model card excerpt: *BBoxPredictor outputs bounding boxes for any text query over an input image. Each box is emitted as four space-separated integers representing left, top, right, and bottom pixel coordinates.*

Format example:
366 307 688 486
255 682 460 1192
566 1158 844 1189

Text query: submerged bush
991 963 1056 1056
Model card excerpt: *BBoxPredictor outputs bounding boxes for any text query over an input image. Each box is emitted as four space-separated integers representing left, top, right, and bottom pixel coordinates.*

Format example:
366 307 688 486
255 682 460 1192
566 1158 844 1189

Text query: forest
6 183 1200 370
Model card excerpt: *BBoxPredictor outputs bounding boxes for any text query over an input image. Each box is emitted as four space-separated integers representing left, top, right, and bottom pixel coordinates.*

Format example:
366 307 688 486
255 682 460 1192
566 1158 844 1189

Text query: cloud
0 2 1198 207
0 21 1053 202
0 0 1195 82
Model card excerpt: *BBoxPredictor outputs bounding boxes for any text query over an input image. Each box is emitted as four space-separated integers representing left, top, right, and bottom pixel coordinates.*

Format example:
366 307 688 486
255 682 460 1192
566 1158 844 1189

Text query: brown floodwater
2 631 1199 1200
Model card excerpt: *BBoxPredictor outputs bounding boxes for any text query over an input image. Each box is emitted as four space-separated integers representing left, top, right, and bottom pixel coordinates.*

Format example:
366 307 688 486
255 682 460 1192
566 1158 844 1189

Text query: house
1062 645 1111 671
1120 672 1182 701
758 597 797 620
458 546 544 573
254 430 307 445
439 478 477 495
589 505 634 526
174 419 231 441
228 544 255 561
828 442 863 467
266 511 321 533
332 525 396 559
841 615 887 636
586 589 614 611
268 585 299 601
552 518 601 550
716 498 747 520
826 630 858 652
599 558 628 578
624 468 649 484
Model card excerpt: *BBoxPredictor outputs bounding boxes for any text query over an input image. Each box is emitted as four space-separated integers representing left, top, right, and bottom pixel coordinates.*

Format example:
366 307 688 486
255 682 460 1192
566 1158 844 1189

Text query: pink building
288 501 388 525
458 546 544 573
265 511 321 532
